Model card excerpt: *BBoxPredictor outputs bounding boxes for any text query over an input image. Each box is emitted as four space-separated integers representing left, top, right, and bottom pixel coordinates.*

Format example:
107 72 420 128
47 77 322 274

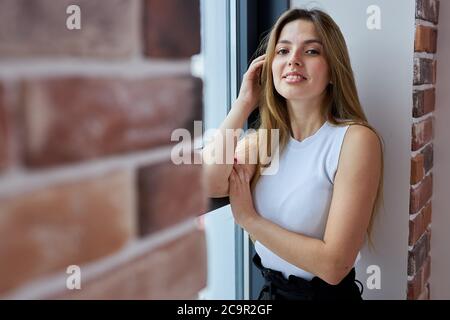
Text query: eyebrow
276 39 323 46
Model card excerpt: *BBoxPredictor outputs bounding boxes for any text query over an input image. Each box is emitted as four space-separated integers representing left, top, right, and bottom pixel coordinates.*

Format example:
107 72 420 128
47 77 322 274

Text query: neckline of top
288 120 329 149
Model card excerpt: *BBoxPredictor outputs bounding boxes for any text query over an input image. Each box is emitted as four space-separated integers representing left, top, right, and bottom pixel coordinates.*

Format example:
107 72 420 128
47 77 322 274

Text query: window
196 0 288 300
196 0 239 299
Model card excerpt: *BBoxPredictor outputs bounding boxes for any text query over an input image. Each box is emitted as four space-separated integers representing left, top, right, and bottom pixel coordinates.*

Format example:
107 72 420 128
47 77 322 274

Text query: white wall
291 0 416 299
431 0 450 300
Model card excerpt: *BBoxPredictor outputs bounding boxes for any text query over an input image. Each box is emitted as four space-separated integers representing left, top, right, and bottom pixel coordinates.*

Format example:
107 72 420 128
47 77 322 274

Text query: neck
287 96 326 141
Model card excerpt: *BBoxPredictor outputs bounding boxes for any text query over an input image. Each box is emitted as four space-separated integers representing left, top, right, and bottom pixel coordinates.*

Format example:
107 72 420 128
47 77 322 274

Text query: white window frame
196 0 245 300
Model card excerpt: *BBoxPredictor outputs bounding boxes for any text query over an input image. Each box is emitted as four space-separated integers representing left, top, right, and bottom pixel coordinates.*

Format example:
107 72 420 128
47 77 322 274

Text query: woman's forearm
202 99 253 197
245 213 347 285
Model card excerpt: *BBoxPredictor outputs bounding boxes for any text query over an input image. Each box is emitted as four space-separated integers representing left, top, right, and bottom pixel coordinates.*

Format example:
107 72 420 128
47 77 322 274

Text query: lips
283 71 307 84
283 71 308 80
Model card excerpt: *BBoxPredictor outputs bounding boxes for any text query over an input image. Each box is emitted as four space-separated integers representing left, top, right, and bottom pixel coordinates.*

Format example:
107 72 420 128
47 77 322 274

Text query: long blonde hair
249 8 384 248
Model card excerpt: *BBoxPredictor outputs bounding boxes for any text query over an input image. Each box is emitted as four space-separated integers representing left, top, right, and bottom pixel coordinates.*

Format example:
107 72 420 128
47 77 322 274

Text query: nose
288 51 303 66
288 58 303 67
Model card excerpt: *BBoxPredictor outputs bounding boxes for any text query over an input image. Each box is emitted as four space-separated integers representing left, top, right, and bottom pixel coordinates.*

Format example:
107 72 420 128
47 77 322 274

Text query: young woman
203 8 384 300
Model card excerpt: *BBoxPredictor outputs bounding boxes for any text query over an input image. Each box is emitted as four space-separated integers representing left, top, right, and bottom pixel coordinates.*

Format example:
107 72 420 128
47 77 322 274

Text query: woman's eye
306 49 320 55
276 48 320 55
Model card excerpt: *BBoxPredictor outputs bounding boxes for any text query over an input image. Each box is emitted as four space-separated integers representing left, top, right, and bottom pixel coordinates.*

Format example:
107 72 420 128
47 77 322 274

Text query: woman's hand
236 54 266 113
229 162 259 229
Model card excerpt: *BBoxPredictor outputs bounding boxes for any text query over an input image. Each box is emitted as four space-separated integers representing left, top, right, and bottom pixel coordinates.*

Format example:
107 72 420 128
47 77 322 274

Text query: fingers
248 62 264 77
229 167 238 182
230 161 252 191
250 54 266 65
233 164 250 184
229 168 237 192
237 166 245 182
249 55 265 69
241 169 249 182
248 55 265 81
250 58 265 69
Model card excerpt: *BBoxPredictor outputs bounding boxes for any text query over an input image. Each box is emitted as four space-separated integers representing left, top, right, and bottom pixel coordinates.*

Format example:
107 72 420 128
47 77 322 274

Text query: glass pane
197 0 238 300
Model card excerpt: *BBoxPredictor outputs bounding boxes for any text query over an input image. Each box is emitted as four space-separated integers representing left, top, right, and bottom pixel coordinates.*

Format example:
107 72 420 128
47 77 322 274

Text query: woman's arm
202 99 254 197
203 55 265 198
230 125 382 285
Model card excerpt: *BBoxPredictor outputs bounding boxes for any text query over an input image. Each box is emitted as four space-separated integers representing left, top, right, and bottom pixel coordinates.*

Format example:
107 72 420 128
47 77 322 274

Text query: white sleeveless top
253 120 361 280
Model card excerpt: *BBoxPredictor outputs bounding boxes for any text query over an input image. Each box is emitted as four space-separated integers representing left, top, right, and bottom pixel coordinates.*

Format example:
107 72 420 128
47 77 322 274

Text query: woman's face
272 19 330 102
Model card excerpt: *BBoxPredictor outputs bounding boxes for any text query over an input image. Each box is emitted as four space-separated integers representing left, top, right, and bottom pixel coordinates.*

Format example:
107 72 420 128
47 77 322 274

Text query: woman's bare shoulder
345 124 381 147
340 124 382 166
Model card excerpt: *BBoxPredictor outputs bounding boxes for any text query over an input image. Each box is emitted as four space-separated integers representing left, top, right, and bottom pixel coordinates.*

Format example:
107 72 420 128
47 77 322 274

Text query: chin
277 90 308 101
278 87 325 101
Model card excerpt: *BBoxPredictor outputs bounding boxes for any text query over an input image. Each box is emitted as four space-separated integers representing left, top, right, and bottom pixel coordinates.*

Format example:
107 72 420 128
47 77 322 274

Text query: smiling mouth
283 75 307 83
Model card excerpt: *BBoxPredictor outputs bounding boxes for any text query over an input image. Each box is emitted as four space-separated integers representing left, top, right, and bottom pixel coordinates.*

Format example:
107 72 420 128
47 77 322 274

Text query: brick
413 88 435 118
145 0 200 58
415 25 437 53
408 231 430 276
421 143 433 173
409 202 432 245
407 255 431 300
433 60 437 84
0 170 136 295
57 229 207 299
407 275 421 300
22 76 203 168
417 288 428 300
0 84 8 170
417 282 430 300
416 0 440 24
410 173 433 213
412 117 433 151
0 0 139 58
413 58 436 85
138 161 207 236
411 153 424 185
423 255 431 284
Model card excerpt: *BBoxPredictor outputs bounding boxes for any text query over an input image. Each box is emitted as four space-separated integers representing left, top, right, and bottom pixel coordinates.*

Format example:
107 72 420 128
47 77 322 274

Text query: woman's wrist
242 210 262 233
233 98 256 116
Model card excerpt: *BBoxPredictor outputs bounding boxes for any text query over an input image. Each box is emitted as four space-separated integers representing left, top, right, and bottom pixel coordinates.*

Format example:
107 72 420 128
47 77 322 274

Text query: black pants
253 254 363 301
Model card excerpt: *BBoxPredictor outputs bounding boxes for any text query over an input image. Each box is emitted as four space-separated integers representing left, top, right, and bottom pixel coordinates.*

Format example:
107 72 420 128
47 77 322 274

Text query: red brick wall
408 0 439 300
0 0 207 299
